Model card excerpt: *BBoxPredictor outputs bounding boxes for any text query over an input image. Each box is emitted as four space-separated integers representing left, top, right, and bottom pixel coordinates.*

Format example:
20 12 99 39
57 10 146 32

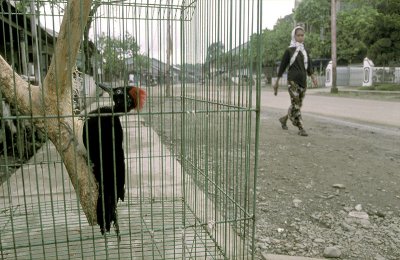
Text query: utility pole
30 0 41 85
19 31 28 76
165 1 172 97
330 0 338 93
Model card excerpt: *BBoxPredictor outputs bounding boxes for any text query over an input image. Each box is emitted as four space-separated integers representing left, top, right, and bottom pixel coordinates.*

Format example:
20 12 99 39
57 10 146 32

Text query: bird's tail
96 185 118 233
129 87 147 111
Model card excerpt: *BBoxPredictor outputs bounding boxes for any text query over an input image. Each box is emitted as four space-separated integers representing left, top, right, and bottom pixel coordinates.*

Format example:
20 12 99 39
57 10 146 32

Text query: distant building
0 0 98 83
125 57 183 85
0 0 57 83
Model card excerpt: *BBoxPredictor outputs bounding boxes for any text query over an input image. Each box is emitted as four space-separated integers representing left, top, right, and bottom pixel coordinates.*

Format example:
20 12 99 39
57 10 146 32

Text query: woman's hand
273 79 280 96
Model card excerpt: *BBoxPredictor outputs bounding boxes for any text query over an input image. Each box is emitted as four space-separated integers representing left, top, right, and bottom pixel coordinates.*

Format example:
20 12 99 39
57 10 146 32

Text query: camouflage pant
281 81 306 129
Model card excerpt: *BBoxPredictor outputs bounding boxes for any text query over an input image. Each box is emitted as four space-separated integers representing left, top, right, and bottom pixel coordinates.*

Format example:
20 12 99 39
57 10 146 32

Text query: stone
257 242 268 250
348 211 369 220
323 246 342 258
355 204 363 211
341 221 356 231
314 238 325 243
332 184 346 189
376 211 386 218
374 254 386 260
293 198 302 207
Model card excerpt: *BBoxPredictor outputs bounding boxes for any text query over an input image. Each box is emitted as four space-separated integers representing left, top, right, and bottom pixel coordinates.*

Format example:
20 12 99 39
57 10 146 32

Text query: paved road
261 88 400 128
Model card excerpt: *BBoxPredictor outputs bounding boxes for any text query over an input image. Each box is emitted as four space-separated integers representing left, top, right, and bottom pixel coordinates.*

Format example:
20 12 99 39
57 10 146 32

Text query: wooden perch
0 0 98 225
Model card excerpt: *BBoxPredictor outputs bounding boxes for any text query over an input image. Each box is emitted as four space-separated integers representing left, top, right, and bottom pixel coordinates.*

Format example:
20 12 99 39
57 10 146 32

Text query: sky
182 0 296 63
262 0 295 30
40 0 295 64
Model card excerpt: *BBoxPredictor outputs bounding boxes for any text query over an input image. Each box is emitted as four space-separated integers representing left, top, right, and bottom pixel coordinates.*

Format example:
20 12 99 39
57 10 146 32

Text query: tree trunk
0 0 98 225
331 0 338 93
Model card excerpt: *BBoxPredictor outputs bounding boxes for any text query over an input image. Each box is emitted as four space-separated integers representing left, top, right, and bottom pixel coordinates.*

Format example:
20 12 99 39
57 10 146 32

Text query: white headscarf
289 26 308 70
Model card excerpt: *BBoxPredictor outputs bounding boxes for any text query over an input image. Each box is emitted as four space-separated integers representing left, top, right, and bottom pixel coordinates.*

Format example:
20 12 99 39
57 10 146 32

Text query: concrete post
362 57 374 87
325 61 332 88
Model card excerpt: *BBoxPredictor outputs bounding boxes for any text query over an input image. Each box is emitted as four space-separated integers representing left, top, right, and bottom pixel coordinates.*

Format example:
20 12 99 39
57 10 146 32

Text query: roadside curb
264 86 400 95
306 86 400 95
335 89 400 95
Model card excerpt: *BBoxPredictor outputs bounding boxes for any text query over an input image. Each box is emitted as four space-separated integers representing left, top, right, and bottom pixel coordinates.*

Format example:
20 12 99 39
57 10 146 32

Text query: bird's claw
114 218 121 243
59 121 76 152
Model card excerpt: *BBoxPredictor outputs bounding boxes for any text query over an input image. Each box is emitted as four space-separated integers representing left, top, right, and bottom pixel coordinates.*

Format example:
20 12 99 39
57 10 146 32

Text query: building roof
125 57 181 75
0 0 58 44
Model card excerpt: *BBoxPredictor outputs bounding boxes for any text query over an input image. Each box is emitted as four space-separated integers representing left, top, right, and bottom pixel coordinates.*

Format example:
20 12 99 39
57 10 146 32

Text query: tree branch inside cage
0 0 98 225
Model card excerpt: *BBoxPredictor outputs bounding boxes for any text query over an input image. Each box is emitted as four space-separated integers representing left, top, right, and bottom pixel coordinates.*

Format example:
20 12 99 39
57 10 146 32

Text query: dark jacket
277 47 313 88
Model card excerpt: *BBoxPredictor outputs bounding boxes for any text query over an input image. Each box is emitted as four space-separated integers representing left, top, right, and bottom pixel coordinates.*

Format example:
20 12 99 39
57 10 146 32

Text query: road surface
262 88 400 128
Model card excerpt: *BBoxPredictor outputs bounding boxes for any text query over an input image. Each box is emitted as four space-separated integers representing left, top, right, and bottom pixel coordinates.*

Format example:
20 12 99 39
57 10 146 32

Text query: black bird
82 83 146 239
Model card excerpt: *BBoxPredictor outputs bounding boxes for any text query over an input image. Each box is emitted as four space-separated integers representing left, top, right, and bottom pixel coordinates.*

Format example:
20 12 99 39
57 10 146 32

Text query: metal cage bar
0 0 261 259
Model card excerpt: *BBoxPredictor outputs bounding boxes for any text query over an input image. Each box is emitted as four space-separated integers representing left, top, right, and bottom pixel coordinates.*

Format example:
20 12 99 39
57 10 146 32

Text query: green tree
205 42 225 64
251 0 400 68
16 0 128 75
336 6 378 64
337 0 400 65
15 0 64 12
204 41 225 74
300 32 330 62
294 0 400 65
260 8 331 68
261 16 293 67
83 1 129 75
294 0 330 34
97 33 141 80
364 0 400 65
293 0 331 61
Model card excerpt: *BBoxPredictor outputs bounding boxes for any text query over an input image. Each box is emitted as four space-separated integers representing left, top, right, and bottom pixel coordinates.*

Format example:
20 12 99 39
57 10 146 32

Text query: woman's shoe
279 117 288 130
298 129 308 136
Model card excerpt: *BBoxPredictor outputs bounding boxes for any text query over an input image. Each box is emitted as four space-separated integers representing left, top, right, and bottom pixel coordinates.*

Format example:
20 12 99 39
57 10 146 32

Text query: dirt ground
1 87 399 259
145 89 400 260
255 105 400 259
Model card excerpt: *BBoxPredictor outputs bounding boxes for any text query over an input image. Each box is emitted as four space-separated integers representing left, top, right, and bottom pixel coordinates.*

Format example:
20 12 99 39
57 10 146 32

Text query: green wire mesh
0 0 261 259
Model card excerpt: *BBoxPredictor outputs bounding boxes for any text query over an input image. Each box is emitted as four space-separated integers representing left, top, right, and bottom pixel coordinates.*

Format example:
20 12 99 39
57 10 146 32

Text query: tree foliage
97 33 141 80
364 0 400 65
260 16 293 67
82 1 128 75
294 0 330 34
15 0 64 12
204 41 225 73
258 0 400 66
16 0 130 75
207 0 400 70
336 6 378 64
205 41 225 64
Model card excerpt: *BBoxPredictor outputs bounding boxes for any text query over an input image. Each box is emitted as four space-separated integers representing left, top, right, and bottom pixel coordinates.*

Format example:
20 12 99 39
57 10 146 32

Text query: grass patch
358 83 400 91
314 87 400 102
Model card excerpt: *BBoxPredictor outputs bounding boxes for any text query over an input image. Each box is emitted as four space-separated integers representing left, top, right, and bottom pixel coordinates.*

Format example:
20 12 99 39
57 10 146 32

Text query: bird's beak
96 82 113 94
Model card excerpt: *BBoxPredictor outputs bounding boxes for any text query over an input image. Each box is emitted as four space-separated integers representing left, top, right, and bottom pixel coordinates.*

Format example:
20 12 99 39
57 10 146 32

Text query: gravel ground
255 106 400 259
144 90 400 260
1 87 399 259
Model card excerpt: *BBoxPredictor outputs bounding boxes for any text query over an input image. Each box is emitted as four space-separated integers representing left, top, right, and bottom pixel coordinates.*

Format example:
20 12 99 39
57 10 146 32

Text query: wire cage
0 0 261 259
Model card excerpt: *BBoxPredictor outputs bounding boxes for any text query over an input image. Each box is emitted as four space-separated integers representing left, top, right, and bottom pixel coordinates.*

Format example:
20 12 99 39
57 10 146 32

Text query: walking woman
273 26 318 136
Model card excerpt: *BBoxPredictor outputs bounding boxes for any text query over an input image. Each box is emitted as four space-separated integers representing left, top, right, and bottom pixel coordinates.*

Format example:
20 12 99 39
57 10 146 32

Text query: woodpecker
82 83 146 240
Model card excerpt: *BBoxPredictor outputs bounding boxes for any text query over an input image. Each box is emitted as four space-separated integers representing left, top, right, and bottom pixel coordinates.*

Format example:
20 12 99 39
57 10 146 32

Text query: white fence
326 58 400 87
373 67 400 84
